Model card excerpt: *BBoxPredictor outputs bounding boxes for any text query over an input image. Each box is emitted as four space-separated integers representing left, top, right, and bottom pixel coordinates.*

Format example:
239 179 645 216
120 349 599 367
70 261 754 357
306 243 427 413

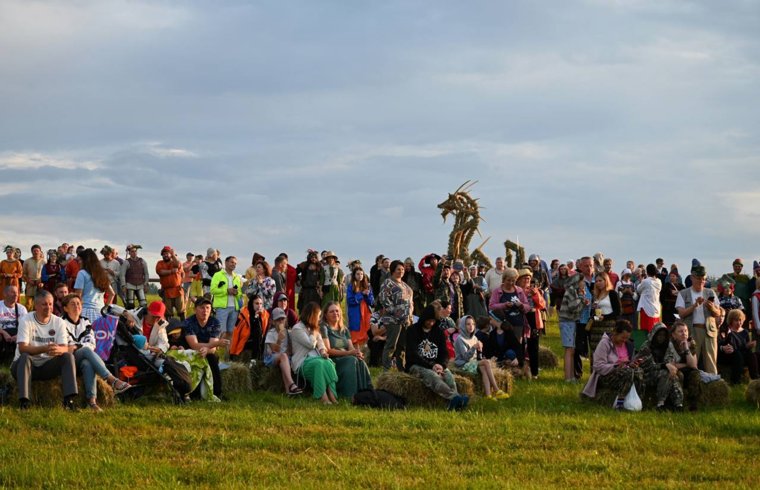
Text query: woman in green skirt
320 301 373 398
290 302 338 404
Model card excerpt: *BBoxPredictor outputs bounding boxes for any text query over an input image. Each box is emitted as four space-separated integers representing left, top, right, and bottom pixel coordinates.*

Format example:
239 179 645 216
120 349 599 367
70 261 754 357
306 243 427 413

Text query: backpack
620 290 636 315
352 389 407 409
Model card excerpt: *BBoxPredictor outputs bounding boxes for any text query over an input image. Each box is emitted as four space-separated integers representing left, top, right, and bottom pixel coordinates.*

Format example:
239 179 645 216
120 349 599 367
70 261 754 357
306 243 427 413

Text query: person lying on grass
62 294 130 412
453 315 508 401
405 304 468 411
263 307 301 395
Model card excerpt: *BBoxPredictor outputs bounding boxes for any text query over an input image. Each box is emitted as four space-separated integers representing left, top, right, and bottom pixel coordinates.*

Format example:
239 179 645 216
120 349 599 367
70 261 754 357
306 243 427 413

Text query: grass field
1 312 759 488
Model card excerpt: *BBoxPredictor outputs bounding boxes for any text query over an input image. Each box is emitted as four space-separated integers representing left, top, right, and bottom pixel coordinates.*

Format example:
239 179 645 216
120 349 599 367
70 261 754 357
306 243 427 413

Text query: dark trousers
11 352 78 401
191 353 222 398
574 322 588 378
526 333 540 377
718 348 759 384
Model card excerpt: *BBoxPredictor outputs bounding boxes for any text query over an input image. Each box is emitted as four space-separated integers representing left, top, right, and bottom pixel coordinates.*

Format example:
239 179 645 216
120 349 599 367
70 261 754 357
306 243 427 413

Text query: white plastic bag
623 383 642 412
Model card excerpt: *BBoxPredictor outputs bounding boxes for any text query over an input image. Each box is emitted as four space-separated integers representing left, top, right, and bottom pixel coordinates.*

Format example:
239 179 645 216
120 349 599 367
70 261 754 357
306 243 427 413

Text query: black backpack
352 389 407 409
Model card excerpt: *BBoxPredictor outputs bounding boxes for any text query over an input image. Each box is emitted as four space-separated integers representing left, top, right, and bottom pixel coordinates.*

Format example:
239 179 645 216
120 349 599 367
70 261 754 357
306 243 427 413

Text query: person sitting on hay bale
62 294 131 411
718 309 758 385
636 322 688 411
453 315 508 401
263 308 301 395
11 289 78 410
581 319 645 410
183 297 230 400
290 301 338 405
320 301 373 399
405 305 469 411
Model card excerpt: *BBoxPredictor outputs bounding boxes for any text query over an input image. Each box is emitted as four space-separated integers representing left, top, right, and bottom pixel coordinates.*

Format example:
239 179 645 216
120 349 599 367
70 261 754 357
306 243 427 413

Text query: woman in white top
62 294 130 411
636 264 662 333
588 272 621 356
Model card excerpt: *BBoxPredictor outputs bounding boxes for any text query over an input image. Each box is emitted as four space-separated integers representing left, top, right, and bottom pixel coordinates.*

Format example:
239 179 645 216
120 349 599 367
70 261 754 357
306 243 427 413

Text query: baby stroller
102 305 190 404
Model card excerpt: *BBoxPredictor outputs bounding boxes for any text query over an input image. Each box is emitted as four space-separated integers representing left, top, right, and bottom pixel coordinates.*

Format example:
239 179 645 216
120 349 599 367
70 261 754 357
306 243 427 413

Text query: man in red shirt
156 246 185 321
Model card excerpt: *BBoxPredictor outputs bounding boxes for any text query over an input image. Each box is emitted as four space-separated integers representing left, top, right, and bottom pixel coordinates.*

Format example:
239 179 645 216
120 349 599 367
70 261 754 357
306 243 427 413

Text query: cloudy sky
1 0 758 277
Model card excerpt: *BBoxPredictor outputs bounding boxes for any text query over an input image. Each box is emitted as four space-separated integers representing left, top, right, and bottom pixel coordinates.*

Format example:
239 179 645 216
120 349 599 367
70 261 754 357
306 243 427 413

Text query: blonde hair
727 309 745 325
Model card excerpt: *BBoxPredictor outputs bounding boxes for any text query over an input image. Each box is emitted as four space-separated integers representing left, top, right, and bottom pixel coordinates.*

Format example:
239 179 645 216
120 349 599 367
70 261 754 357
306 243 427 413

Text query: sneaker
483 395 497 402
494 390 511 400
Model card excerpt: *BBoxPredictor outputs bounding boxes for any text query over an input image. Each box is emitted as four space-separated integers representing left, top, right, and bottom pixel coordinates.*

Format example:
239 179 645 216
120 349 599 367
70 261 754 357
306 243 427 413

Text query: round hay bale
249 361 285 393
221 362 252 394
699 379 730 407
375 371 472 407
454 363 513 396
744 379 760 407
10 376 115 408
538 346 559 369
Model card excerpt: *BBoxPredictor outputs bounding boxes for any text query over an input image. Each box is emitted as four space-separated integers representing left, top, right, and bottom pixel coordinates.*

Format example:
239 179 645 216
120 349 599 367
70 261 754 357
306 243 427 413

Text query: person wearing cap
676 265 723 374
319 251 344 308
61 293 131 411
100 245 124 305
270 291 299 327
183 296 229 399
119 245 149 309
263 307 301 395
0 245 23 302
156 246 185 321
21 245 44 309
418 253 442 306
210 256 244 341
722 258 751 312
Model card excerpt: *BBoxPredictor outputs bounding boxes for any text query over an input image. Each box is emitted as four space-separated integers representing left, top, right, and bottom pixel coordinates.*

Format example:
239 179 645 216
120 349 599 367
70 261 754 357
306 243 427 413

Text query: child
454 315 509 400
263 308 302 395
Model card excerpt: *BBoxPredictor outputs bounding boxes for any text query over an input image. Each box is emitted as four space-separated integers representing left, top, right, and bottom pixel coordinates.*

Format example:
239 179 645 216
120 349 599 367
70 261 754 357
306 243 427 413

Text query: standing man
181 253 195 304
156 246 185 321
559 256 594 381
210 256 244 341
100 245 123 305
603 258 619 289
485 257 506 301
378 260 414 371
418 253 441 306
119 244 150 309
676 265 723 374
21 245 44 309
183 297 229 400
11 289 78 410
0 285 28 364
723 258 751 312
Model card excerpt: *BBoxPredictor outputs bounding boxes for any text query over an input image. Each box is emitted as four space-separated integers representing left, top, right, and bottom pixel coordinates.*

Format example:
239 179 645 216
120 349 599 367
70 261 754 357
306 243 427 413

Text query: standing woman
320 302 373 398
660 271 684 327
74 249 114 323
244 261 277 310
290 302 339 404
588 272 621 356
297 250 322 313
62 294 130 411
346 267 374 347
0 245 23 302
489 268 531 351
636 264 662 333
516 269 546 379
462 264 489 319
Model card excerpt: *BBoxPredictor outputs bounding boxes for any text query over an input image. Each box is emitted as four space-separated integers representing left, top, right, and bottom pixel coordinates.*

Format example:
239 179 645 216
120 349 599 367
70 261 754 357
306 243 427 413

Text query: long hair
321 301 345 332
593 272 612 300
80 249 110 292
257 261 272 277
351 267 369 292
300 301 322 332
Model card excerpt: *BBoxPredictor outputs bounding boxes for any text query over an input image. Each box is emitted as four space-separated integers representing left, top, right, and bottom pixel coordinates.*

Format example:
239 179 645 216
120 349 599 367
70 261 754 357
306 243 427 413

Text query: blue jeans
75 347 112 399
215 307 239 334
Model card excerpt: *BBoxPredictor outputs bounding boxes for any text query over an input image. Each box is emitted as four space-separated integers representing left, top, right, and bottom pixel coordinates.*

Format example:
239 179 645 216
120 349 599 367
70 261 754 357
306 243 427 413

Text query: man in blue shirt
183 297 229 399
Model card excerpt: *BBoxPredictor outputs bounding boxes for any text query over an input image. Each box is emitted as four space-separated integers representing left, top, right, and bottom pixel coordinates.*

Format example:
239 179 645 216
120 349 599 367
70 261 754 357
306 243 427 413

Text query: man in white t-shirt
0 285 28 363
485 257 506 299
675 265 723 374
10 289 78 410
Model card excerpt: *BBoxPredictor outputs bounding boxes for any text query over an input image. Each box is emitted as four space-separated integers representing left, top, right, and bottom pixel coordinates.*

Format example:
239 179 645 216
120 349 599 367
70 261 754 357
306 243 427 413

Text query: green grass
2 316 759 488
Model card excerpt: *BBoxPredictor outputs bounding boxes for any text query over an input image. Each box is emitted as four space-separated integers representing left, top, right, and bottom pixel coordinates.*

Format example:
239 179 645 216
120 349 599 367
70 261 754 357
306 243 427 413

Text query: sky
1 0 759 278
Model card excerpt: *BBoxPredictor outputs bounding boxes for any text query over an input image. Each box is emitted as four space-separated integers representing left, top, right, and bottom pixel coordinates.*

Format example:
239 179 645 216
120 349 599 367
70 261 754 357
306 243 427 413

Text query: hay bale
221 362 252 394
454 363 513 396
8 376 115 408
249 361 286 393
375 371 474 408
698 379 730 407
745 379 760 407
538 346 559 369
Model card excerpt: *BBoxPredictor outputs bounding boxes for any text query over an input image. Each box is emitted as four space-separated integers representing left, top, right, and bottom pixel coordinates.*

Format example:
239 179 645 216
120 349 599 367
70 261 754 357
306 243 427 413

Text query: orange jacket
230 306 270 356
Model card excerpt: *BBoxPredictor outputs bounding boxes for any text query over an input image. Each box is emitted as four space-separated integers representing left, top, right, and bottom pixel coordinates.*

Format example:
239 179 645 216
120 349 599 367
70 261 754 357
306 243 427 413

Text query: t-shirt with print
0 302 28 334
13 313 68 366
498 291 524 327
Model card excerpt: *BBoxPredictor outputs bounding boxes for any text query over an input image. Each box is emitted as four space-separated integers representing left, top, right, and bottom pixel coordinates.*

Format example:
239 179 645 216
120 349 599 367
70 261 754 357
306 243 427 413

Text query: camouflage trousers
597 365 645 399
650 368 684 408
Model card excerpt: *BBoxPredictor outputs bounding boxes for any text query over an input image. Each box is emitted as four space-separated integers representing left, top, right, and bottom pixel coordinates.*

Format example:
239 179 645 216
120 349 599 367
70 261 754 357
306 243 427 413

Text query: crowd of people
1 242 759 412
